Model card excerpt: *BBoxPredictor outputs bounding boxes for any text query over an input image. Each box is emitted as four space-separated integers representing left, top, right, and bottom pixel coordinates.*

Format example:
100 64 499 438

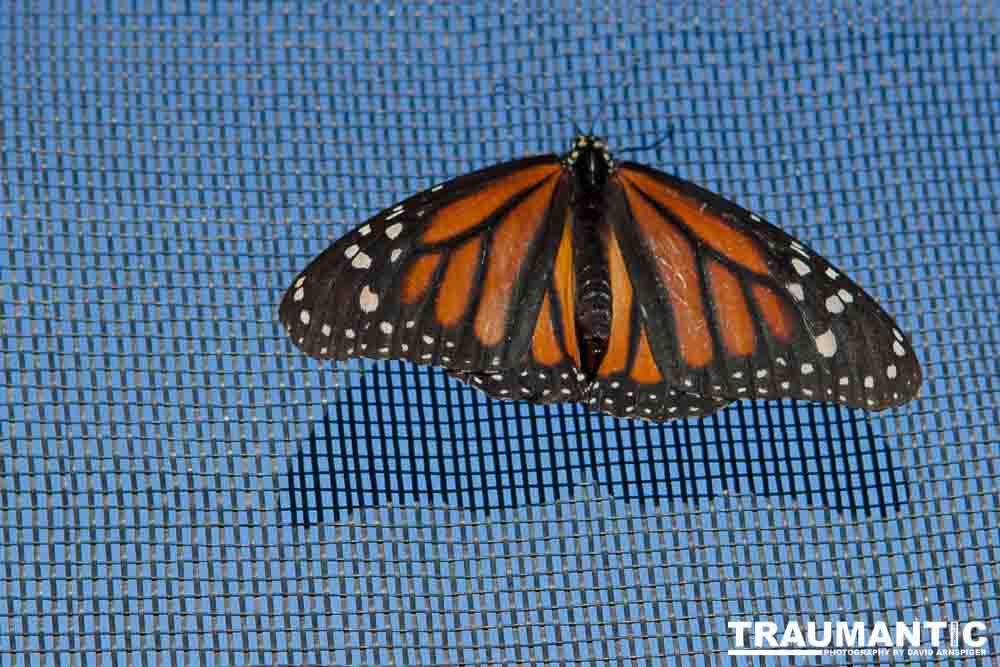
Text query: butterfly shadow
281 367 910 526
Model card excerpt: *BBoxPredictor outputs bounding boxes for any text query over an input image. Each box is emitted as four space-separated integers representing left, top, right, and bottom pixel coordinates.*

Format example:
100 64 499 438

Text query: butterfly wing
279 155 588 402
605 162 921 413
572 219 734 419
446 211 591 403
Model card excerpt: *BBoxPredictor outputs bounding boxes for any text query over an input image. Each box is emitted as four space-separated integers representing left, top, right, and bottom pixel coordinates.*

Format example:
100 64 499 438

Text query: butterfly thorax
564 135 616 193
566 136 615 377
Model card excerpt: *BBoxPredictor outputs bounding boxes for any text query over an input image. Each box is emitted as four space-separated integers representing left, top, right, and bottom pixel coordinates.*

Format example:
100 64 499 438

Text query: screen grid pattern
1 1 998 664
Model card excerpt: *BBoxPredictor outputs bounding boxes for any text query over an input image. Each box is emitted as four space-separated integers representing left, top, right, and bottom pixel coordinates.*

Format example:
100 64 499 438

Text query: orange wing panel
436 237 482 327
597 228 633 377
623 181 714 369
401 252 442 304
751 284 794 343
707 260 756 357
620 168 770 276
531 294 564 366
473 175 560 346
551 218 580 366
422 164 561 244
630 326 664 384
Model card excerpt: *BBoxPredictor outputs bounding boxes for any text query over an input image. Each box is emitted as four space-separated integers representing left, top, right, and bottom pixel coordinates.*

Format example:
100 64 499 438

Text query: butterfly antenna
493 80 583 138
589 54 650 143
610 56 680 156
618 123 676 156
588 66 623 138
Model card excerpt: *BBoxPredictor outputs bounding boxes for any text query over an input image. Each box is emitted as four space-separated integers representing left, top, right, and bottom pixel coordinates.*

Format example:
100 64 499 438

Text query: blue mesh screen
2 1 998 664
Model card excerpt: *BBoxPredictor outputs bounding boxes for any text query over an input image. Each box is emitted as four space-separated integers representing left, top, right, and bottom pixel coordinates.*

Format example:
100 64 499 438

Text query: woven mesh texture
2 1 998 664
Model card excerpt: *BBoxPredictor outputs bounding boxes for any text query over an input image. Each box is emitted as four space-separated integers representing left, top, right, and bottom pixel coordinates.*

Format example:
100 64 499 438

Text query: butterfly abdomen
568 142 616 378
574 218 612 376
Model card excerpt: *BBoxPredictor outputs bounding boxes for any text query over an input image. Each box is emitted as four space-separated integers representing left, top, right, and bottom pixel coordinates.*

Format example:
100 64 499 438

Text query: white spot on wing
386 222 403 239
345 329 355 339
390 248 402 262
351 252 372 269
887 364 898 379
359 285 379 312
293 287 305 302
385 209 404 221
864 375 874 388
359 224 371 236
299 309 310 325
787 283 805 301
321 324 331 336
294 276 306 288
893 341 906 357
801 363 814 375
792 258 811 276
825 267 839 280
815 329 838 357
825 294 845 314
345 244 360 259
837 288 854 303
380 321 394 334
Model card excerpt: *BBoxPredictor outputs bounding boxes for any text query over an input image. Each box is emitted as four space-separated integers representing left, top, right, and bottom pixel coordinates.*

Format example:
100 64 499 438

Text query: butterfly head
564 135 616 190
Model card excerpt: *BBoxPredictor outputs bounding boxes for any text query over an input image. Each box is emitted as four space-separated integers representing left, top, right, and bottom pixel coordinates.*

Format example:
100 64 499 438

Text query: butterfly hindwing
578 219 734 419
612 162 921 411
447 215 590 403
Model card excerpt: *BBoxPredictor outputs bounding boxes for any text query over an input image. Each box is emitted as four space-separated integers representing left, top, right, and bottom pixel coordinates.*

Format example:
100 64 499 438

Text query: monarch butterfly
280 135 922 421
